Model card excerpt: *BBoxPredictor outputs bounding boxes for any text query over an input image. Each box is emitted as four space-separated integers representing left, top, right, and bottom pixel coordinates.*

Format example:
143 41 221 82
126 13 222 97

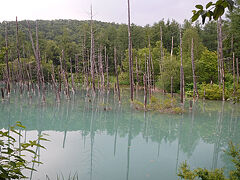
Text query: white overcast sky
0 0 210 26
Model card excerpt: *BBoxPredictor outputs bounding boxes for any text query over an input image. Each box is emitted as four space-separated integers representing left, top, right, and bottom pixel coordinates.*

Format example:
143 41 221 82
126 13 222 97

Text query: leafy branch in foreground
0 121 48 179
178 142 240 180
192 0 234 24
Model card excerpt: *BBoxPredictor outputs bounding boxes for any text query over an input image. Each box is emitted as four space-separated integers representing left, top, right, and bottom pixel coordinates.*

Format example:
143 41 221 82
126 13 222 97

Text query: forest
0 0 240 179
0 0 239 104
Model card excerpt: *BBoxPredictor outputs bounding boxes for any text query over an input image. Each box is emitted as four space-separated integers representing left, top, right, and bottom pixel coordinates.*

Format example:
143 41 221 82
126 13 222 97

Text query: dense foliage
0 122 47 179
0 0 239 100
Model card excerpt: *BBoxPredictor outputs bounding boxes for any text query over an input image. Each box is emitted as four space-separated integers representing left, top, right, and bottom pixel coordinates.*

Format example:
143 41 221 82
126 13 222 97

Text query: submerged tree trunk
217 22 221 86
191 38 198 98
90 6 96 92
170 36 173 97
98 45 105 90
16 17 23 92
136 57 140 87
27 21 41 90
114 47 121 103
5 23 10 94
237 58 239 89
180 30 184 104
127 0 134 101
70 60 75 93
233 52 236 95
218 17 225 101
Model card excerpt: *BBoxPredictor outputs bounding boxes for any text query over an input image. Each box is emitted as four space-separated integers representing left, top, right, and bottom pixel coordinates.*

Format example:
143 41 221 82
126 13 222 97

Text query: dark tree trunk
236 58 239 89
5 23 10 94
218 18 225 101
233 52 235 95
90 6 96 92
180 30 184 104
114 47 121 103
191 38 198 98
127 0 134 101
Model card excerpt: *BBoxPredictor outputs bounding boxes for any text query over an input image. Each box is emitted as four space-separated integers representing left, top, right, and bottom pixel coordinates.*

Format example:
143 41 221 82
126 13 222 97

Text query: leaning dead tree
27 21 41 90
127 0 134 101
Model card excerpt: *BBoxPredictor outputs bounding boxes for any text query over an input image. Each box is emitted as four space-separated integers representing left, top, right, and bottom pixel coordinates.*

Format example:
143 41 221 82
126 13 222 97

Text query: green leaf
32 160 43 164
206 2 213 9
216 0 223 5
7 147 14 154
213 5 225 20
195 5 203 10
192 12 200 22
39 137 50 141
16 123 26 129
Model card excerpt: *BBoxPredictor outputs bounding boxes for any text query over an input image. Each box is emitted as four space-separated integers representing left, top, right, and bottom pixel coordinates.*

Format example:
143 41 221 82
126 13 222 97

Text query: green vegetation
178 142 240 180
133 95 184 114
0 122 48 179
0 1 239 103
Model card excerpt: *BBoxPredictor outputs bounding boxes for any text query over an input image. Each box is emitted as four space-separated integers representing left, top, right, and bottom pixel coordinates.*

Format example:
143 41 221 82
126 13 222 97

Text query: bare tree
180 29 184 103
218 17 225 101
5 23 10 94
233 52 235 95
114 47 121 103
90 5 96 92
127 0 134 101
237 58 239 89
191 38 198 98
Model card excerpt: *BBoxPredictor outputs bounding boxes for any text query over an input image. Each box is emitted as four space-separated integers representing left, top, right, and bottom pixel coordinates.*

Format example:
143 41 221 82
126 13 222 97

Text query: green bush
198 83 229 100
0 122 48 179
178 142 240 180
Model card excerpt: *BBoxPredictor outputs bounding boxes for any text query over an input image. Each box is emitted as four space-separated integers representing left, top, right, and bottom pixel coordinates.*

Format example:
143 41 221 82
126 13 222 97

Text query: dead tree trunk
27 21 41 90
90 6 96 92
191 38 198 98
218 18 225 101
127 0 134 101
144 74 147 110
5 23 10 94
51 64 60 102
217 22 221 86
136 56 140 87
105 47 109 91
16 17 23 91
233 52 235 95
98 45 105 90
180 29 184 104
170 36 173 97
237 58 239 89
114 47 121 103
70 60 75 93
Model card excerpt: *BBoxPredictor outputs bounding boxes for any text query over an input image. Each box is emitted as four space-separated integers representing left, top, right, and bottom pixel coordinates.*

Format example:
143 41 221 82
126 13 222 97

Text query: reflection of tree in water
0 89 240 173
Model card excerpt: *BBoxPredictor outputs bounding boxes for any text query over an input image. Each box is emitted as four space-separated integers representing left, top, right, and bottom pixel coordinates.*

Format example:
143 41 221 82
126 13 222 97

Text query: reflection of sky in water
0 88 240 179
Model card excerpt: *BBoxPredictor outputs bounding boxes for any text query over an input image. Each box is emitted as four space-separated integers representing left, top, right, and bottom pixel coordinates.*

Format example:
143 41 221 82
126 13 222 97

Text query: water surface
0 88 239 179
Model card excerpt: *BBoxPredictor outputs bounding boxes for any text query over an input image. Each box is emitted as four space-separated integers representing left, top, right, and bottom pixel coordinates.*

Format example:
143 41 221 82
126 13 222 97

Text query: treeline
0 0 239 100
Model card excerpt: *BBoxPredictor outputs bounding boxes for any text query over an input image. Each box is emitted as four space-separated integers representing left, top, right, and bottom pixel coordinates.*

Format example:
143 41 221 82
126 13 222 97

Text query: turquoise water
0 88 240 179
